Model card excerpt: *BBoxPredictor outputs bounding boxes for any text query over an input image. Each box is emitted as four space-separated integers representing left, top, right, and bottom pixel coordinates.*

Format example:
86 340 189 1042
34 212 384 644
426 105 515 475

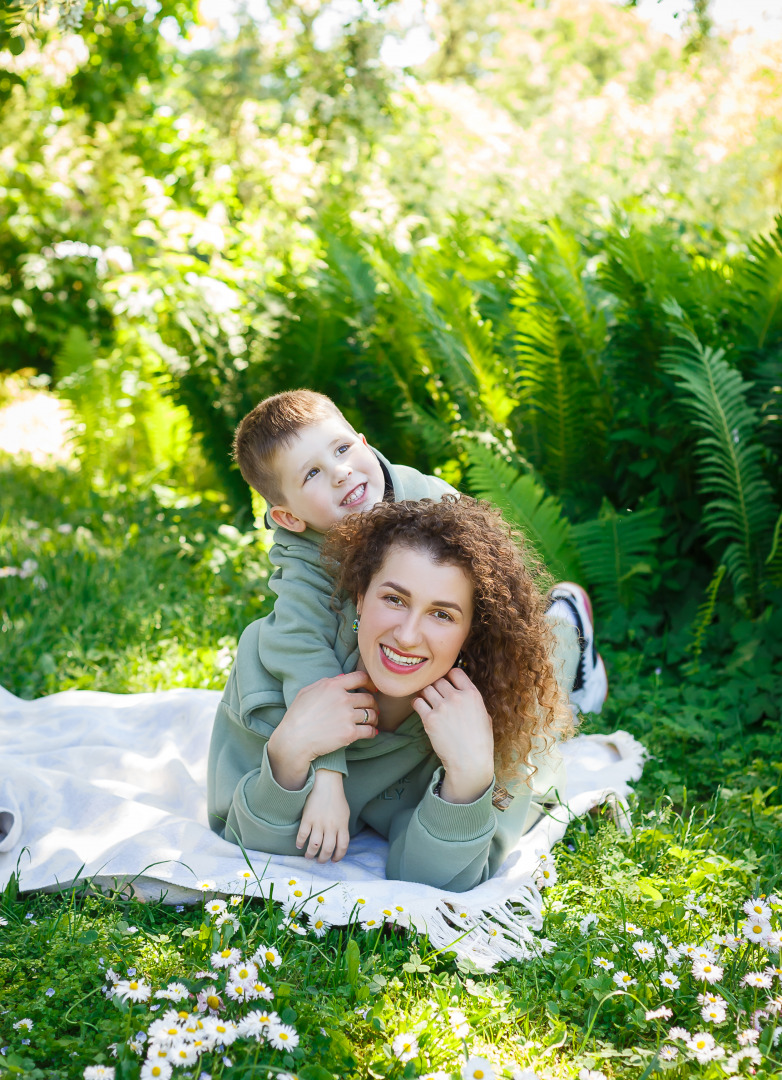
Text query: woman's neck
375 689 416 732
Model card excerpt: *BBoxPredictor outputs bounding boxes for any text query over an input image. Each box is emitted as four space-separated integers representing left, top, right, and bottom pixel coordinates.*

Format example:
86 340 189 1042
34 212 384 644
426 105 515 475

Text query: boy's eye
335 443 351 456
304 467 319 482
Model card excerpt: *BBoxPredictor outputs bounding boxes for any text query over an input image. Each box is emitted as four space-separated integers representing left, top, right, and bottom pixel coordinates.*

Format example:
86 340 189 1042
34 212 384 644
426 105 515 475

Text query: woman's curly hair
323 495 575 784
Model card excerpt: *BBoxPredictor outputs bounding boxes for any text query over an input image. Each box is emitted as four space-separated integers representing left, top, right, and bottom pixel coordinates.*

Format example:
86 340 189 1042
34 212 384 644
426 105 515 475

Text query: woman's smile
357 543 474 698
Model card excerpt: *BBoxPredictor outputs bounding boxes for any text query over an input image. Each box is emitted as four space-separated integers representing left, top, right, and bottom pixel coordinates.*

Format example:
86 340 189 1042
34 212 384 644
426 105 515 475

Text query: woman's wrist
267 729 312 792
438 768 494 805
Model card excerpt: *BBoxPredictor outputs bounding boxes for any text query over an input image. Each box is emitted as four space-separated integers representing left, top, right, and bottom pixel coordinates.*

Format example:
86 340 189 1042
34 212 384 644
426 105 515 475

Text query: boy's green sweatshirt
206 617 578 892
256 447 457 776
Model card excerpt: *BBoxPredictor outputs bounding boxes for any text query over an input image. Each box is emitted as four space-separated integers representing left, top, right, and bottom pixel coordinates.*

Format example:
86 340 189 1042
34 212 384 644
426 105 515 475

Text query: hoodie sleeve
257 530 358 775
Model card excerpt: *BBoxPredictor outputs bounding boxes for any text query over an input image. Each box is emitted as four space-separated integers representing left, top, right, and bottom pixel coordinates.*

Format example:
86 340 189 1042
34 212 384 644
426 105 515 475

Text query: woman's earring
455 651 466 670
352 616 360 634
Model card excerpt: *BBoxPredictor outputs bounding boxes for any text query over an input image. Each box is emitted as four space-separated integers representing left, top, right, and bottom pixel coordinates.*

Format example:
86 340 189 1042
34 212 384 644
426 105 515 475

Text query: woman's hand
267 671 378 791
412 667 495 804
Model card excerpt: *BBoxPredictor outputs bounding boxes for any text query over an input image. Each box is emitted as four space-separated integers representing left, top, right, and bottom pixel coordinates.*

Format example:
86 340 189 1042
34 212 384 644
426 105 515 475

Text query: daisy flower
664 949 682 967
211 947 242 969
309 917 330 938
744 898 772 920
686 1032 724 1064
146 1029 181 1051
83 1068 116 1080
237 1010 275 1039
253 944 282 968
697 992 723 1006
196 987 223 1014
113 979 151 1003
668 1026 690 1040
229 894 242 906
613 971 637 987
224 981 249 1002
593 957 614 971
168 1044 198 1067
391 1033 420 1062
766 964 782 981
690 946 716 963
236 868 254 882
361 914 383 931
691 959 723 984
267 1023 300 1051
743 972 773 989
659 1046 678 1061
633 940 656 961
701 1003 727 1024
229 961 258 985
462 1057 495 1080
624 922 644 936
737 1028 760 1045
741 919 772 945
579 913 599 934
215 912 239 930
201 1018 238 1046
154 983 190 1002
537 865 558 887
140 1063 172 1080
646 1006 673 1021
448 1008 470 1039
659 971 680 989
767 930 782 950
194 970 219 981
244 1008 280 1033
196 880 216 893
246 980 274 1002
578 1070 606 1080
204 899 227 918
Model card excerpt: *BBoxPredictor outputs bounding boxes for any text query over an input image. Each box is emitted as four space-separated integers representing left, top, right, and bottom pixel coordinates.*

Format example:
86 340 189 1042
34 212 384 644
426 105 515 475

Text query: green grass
1 459 781 1080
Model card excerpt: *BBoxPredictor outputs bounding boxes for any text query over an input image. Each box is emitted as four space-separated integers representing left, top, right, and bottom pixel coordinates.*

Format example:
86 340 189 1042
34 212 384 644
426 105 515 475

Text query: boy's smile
270 417 386 534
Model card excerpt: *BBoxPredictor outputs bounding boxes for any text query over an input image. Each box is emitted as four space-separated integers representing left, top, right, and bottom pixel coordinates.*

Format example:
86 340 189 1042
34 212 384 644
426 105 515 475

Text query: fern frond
732 214 782 351
766 511 782 588
464 441 582 582
571 499 664 610
685 563 726 673
663 328 777 607
509 224 608 494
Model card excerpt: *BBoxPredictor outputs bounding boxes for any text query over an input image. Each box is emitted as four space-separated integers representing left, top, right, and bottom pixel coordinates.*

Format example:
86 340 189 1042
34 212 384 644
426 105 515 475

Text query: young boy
230 389 607 864
232 389 457 864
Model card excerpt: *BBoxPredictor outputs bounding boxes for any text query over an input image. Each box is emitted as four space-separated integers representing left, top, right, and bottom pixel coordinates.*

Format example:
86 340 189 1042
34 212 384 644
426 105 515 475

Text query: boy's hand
297 769 351 862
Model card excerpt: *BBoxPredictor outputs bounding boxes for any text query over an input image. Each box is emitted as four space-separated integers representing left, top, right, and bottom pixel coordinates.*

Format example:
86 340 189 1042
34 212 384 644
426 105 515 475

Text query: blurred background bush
1 0 780 659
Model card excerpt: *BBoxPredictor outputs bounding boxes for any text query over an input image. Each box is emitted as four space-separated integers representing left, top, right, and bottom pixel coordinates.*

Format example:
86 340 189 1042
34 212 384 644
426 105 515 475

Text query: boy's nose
333 461 352 483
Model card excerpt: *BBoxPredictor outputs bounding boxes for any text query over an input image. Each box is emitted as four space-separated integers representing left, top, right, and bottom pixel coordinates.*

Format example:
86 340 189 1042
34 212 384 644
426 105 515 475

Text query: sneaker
546 582 608 714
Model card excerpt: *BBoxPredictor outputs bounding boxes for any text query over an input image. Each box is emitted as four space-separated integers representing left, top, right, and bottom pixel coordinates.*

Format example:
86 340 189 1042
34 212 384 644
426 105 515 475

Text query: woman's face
356 543 474 699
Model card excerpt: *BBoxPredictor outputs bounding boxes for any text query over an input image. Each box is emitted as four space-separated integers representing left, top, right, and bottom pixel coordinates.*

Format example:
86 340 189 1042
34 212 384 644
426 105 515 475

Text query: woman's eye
383 594 403 606
433 610 453 622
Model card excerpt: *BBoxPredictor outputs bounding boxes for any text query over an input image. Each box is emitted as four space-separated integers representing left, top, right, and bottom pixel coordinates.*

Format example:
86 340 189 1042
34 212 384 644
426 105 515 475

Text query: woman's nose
394 612 422 649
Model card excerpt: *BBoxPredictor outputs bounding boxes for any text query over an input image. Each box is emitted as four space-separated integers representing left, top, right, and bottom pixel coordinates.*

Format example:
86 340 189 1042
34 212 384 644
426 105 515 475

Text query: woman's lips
378 643 427 674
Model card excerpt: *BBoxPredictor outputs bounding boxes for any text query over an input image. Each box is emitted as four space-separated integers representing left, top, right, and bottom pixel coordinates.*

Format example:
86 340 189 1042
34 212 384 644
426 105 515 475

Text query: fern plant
685 563 726 674
509 223 609 499
463 441 582 582
663 326 778 611
570 499 664 610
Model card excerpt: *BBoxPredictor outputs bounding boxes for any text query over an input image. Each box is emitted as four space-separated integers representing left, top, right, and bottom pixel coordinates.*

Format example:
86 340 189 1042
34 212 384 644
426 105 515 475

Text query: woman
207 496 578 893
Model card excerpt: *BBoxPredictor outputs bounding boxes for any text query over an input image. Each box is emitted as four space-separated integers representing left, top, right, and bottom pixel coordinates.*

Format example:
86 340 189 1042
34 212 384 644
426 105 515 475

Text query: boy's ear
269 506 308 533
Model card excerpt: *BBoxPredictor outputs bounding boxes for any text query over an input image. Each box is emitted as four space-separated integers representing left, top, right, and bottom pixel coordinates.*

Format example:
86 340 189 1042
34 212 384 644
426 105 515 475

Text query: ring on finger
358 707 369 725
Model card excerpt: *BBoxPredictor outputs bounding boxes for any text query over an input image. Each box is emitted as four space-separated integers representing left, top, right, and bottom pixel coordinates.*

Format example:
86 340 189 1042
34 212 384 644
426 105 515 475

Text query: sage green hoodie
207 616 578 892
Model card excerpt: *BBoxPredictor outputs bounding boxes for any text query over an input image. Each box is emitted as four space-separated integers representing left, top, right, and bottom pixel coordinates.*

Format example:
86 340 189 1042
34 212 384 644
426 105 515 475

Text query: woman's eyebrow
379 581 463 614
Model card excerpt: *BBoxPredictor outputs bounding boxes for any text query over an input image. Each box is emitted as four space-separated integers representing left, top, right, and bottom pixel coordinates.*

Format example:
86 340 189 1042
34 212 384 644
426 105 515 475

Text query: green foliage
464 441 582 583
571 500 664 611
685 562 726 673
663 325 777 610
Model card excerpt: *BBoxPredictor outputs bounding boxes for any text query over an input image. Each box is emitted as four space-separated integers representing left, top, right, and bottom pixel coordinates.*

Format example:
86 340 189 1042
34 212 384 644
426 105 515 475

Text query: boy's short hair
233 389 352 505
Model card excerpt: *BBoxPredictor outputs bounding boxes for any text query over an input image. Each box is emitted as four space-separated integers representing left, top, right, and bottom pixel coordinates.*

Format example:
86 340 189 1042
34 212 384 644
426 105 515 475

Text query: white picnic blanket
0 683 646 968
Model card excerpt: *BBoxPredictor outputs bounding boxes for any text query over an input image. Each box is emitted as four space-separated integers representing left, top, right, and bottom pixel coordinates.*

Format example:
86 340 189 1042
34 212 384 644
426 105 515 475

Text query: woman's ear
268 506 307 533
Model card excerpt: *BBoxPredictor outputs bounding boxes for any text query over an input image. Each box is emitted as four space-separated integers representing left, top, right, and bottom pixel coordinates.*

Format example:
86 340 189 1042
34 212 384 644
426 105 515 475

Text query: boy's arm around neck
260 528 359 775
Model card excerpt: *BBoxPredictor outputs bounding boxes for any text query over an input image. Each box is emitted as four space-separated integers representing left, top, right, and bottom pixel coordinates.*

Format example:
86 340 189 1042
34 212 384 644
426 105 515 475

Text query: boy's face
269 417 386 534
